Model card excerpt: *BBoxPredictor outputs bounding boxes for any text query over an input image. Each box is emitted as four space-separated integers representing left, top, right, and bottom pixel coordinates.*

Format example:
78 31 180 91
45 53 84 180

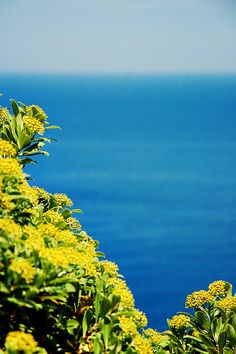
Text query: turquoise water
1 74 236 330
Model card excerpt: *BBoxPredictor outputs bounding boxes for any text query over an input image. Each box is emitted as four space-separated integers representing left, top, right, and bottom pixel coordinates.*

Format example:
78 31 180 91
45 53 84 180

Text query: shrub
0 98 235 354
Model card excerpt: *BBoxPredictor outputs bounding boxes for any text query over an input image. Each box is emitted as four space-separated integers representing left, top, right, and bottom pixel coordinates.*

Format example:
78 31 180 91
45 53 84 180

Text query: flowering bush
0 98 235 354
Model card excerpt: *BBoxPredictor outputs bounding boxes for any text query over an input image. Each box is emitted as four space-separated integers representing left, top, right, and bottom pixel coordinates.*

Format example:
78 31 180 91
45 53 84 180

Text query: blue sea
1 74 236 330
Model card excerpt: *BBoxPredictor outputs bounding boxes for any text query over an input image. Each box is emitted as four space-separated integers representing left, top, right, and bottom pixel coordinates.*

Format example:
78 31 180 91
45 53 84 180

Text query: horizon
1 71 236 76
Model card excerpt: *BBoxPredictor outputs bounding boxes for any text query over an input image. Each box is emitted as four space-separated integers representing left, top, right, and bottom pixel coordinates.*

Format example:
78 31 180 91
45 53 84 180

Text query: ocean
1 73 236 330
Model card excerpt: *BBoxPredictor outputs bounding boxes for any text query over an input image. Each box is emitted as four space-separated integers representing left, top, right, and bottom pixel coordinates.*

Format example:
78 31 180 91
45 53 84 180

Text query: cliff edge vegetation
0 97 236 354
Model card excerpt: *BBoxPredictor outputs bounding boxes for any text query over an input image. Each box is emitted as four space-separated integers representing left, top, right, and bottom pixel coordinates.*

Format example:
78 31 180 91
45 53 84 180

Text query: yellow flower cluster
133 309 148 327
0 218 22 239
44 210 64 224
53 193 73 207
185 290 214 308
10 259 36 284
118 315 138 336
67 217 81 230
192 330 200 338
39 243 96 275
169 315 190 328
38 223 78 246
23 226 44 250
27 105 48 121
0 139 17 157
32 186 50 200
5 331 39 354
112 279 135 308
100 260 119 276
40 248 72 268
18 180 39 205
0 107 9 120
144 328 163 344
217 296 236 312
0 158 23 176
23 116 45 135
0 192 15 211
208 280 226 297
133 334 153 354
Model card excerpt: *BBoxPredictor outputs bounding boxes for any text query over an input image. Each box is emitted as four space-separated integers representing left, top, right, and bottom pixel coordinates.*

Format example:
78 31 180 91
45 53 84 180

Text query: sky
0 0 236 73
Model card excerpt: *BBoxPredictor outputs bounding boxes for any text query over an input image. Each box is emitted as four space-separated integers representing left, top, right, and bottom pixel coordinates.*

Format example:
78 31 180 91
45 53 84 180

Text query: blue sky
1 0 236 73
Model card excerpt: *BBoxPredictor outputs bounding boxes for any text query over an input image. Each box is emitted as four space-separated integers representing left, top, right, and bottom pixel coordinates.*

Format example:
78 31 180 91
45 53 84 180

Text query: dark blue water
1 74 236 330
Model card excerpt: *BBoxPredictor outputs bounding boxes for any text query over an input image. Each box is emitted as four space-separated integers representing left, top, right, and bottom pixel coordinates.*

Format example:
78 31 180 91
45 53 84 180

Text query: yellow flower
44 210 64 224
40 248 71 268
0 107 9 121
0 158 23 176
192 330 200 338
53 193 73 207
10 259 36 284
23 116 45 135
23 226 45 251
0 139 17 157
38 224 78 246
0 218 22 239
118 315 138 337
185 290 214 308
5 331 39 354
133 309 148 327
169 314 190 328
67 217 81 230
208 280 227 297
32 186 50 200
144 328 163 344
217 296 236 312
18 180 38 205
40 246 97 275
133 334 153 354
100 260 119 276
112 279 135 308
0 192 15 211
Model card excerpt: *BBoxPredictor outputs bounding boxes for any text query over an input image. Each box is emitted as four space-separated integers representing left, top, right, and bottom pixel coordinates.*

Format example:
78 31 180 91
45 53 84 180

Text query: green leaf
183 335 202 343
195 311 211 330
94 337 102 354
0 281 9 294
10 99 19 116
96 251 105 258
110 295 121 310
66 319 79 335
218 331 227 352
230 314 236 330
227 324 236 346
223 348 234 354
18 133 31 149
82 310 92 337
175 349 185 354
72 208 83 214
100 298 111 318
102 323 111 348
64 283 76 293
55 220 68 230
211 317 223 343
7 297 43 310
45 125 61 130
20 158 37 165
198 334 215 349
95 294 101 321
61 209 72 219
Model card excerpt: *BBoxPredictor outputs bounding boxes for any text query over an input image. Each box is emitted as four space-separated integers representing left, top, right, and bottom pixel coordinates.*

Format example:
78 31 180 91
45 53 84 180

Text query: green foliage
0 98 234 354
0 98 157 354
